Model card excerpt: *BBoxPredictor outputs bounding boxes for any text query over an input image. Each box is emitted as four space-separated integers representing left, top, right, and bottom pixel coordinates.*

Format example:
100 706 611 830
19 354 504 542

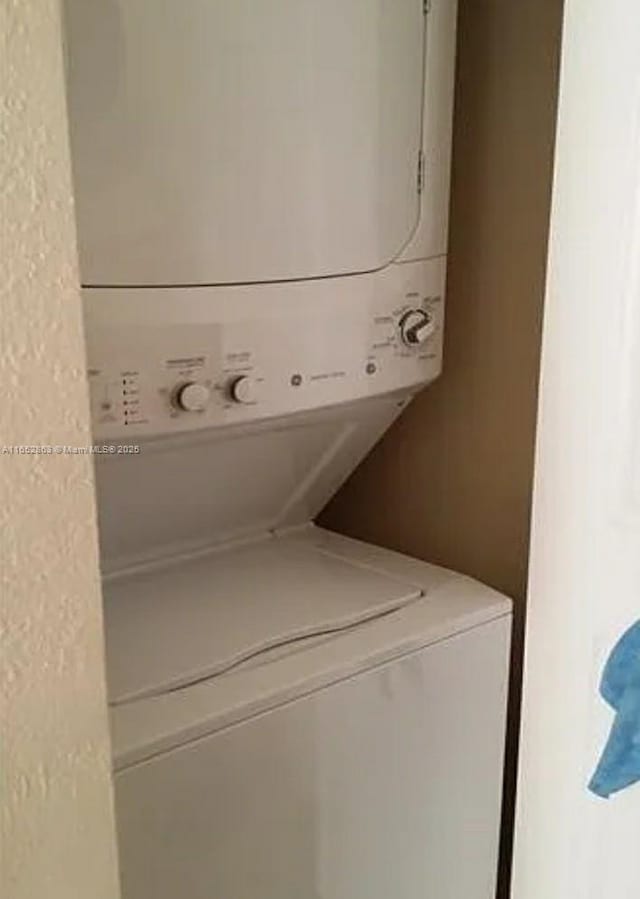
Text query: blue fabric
589 620 640 799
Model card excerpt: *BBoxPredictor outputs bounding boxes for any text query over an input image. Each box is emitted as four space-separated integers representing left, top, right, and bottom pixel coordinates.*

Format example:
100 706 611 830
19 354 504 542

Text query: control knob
229 375 260 405
173 381 211 412
398 308 436 348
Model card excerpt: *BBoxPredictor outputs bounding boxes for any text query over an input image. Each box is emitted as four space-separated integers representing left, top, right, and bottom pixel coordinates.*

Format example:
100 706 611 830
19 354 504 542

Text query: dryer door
63 0 425 286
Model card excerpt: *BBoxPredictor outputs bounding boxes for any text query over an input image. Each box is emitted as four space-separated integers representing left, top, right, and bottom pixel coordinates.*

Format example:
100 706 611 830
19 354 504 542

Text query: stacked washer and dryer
63 2 511 897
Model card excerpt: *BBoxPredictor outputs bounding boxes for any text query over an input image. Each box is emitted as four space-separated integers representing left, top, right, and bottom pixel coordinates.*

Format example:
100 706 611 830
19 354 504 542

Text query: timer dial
399 308 436 348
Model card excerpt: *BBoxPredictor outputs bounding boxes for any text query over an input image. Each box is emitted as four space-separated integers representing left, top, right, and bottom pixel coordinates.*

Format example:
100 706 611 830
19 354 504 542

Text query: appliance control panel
85 259 446 439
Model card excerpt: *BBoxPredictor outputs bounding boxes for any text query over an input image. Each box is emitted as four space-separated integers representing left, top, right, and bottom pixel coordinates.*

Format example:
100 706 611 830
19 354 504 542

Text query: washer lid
104 538 423 705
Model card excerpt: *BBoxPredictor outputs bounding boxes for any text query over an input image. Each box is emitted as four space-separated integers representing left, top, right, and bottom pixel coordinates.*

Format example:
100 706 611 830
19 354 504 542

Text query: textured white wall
0 2 121 897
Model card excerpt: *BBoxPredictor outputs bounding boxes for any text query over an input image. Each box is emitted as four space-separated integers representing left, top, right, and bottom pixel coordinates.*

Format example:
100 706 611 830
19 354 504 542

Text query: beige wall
1 2 120 897
322 2 563 893
324 0 563 604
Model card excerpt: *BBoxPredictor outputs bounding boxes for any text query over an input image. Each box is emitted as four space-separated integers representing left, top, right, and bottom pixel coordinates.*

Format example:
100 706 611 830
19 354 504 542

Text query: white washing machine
62 1 512 896
106 528 510 899
87 316 512 897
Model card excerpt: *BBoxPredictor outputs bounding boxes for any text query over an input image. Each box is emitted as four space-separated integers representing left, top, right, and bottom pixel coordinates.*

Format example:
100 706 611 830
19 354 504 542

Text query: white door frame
512 2 640 896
